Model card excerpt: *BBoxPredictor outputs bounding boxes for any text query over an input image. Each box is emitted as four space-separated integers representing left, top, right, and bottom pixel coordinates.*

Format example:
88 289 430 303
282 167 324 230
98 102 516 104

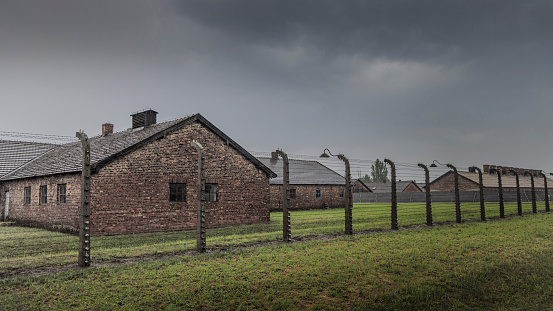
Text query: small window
205 184 217 202
57 184 67 204
339 189 345 198
316 189 321 198
24 187 31 205
289 189 297 199
169 183 186 202
39 185 47 204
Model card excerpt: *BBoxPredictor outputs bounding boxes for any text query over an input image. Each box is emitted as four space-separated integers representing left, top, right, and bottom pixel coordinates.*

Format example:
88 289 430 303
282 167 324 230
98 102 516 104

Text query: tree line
358 158 389 183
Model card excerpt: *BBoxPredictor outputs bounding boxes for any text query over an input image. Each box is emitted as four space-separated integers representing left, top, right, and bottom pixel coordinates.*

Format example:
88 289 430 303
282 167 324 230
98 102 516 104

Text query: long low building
257 154 347 211
362 180 422 193
1 110 276 235
429 168 553 191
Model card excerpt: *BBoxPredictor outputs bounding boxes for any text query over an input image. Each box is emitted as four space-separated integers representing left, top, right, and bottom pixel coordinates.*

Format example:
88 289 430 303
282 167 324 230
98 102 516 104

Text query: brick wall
0 174 81 232
402 182 422 192
269 184 346 211
90 121 271 235
352 180 370 193
430 171 480 191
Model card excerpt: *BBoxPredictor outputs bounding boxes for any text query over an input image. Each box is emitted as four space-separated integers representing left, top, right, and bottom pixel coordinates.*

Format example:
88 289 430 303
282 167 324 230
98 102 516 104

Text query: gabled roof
0 140 57 178
352 179 372 192
257 157 346 185
458 171 553 188
363 181 421 193
429 170 553 189
1 114 275 181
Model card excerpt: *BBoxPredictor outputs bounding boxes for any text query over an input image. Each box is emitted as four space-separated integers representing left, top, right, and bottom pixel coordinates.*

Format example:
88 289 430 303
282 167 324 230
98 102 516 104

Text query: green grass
1 212 553 310
0 202 549 274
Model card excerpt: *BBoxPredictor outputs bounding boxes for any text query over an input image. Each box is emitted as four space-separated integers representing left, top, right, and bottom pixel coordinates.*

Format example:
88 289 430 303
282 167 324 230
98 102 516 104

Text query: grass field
0 202 547 274
1 210 553 310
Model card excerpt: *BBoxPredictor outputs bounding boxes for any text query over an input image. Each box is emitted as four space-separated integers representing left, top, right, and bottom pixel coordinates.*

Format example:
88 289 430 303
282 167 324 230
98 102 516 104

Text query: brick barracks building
0 110 276 235
429 165 553 191
257 154 347 211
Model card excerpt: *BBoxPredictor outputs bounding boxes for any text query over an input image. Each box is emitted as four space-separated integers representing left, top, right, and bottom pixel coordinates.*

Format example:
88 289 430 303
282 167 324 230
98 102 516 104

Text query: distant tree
359 173 371 183
371 159 389 182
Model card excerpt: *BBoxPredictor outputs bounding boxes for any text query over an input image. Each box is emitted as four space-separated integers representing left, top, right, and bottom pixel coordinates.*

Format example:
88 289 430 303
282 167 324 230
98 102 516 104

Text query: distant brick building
482 165 542 178
257 155 347 211
352 179 372 193
363 180 422 193
429 166 553 191
0 111 275 235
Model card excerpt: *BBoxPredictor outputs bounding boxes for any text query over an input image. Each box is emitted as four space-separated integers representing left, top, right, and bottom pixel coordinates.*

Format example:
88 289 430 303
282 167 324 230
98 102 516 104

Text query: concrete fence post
275 149 291 242
525 172 537 213
447 164 462 223
321 149 352 235
384 159 398 230
76 131 91 268
540 172 550 212
338 154 353 235
471 167 486 221
491 169 505 218
510 170 522 216
418 163 432 226
192 141 206 253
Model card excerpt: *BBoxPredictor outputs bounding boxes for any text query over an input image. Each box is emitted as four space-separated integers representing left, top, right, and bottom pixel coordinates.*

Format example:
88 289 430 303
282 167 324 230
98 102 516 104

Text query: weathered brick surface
1 121 271 235
269 184 345 211
90 121 270 235
0 174 80 232
403 182 422 192
430 172 480 191
352 180 371 193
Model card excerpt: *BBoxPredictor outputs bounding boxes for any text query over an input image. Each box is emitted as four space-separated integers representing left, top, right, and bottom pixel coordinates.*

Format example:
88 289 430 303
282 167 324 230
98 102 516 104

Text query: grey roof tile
257 157 346 185
0 140 57 177
458 171 553 189
1 114 275 181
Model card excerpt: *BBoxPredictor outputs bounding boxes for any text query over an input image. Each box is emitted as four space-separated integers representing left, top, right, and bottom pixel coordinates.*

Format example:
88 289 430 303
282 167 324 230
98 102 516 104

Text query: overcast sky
1 0 553 175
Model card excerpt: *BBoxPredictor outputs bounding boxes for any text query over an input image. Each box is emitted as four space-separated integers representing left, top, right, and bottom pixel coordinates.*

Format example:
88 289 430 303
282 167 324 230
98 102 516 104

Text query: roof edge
192 114 276 178
0 144 59 181
92 113 276 178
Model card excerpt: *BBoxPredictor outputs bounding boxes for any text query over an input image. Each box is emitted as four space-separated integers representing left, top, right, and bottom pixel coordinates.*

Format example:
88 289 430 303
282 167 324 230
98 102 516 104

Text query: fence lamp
320 148 353 235
429 160 444 168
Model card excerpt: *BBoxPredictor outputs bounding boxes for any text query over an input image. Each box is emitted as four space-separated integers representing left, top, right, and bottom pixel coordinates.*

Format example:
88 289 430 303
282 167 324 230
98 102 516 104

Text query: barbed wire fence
0 131 80 275
251 151 552 235
2 141 552 276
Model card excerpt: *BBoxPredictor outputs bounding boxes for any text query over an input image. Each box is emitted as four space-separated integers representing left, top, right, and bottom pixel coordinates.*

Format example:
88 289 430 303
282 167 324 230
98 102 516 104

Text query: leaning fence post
320 149 353 235
540 172 550 212
192 141 206 253
384 159 398 230
525 172 537 213
471 166 486 221
491 168 505 218
76 131 91 268
275 149 291 242
338 154 353 235
510 170 522 216
446 164 462 223
418 163 432 226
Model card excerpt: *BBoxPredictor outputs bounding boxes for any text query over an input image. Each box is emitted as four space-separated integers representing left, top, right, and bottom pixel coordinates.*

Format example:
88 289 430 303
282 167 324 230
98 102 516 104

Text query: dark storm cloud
1 0 553 173
174 0 553 63
169 0 553 114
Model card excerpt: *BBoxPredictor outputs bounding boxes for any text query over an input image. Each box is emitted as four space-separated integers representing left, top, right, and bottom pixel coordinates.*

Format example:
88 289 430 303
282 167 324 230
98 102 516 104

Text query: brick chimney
131 109 158 129
270 151 279 164
102 123 114 136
